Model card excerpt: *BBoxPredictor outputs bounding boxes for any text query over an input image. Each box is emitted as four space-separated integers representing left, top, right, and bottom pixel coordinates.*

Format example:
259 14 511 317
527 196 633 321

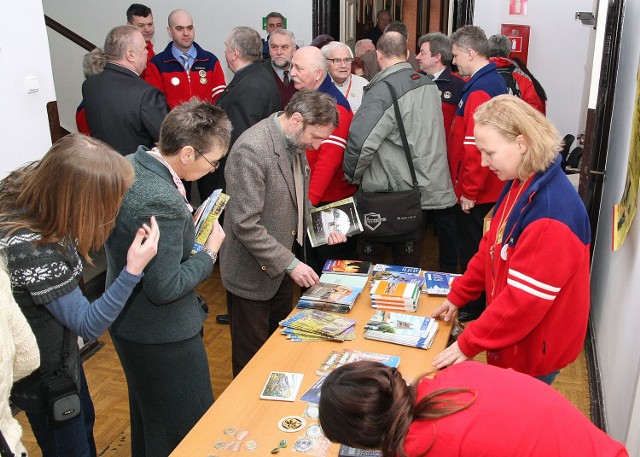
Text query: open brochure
191 189 229 254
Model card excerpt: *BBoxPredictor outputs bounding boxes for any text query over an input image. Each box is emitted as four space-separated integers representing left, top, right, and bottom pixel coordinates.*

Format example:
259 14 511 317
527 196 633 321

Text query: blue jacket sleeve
45 268 142 340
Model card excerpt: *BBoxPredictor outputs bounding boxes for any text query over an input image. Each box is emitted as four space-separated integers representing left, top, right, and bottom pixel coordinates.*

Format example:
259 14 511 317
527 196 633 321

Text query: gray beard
272 59 291 70
285 131 306 153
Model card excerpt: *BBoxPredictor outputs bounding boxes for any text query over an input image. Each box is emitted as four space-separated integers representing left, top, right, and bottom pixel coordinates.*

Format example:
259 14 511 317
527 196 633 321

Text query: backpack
496 64 521 98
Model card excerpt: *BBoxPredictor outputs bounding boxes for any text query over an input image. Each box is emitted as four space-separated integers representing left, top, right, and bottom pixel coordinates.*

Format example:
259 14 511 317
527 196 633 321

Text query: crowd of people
0 3 629 457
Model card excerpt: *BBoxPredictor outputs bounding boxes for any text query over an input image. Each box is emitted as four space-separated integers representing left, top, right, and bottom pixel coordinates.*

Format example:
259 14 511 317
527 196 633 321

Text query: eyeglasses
195 150 220 171
326 57 354 66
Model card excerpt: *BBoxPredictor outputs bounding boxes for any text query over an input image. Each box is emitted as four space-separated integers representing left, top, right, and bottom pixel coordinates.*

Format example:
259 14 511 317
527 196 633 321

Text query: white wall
474 0 595 138
43 0 312 132
590 0 640 448
0 0 58 177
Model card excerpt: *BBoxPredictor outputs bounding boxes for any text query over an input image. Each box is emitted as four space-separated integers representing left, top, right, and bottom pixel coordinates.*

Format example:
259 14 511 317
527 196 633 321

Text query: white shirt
332 74 369 113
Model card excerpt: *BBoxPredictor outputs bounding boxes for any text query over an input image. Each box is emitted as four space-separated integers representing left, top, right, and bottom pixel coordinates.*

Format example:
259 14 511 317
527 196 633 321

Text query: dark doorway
313 0 341 41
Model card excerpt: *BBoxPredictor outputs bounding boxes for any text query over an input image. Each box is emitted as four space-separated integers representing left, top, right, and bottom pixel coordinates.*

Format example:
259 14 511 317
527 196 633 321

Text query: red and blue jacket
449 156 591 377
448 62 507 204
306 75 356 206
146 42 226 109
433 66 465 146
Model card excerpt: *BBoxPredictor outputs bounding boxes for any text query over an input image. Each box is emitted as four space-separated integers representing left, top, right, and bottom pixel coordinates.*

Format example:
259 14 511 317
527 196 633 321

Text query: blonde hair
474 95 561 180
0 134 134 262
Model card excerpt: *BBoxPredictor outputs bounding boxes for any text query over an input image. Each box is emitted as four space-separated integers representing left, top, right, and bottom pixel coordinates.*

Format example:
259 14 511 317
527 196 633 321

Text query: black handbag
356 80 423 242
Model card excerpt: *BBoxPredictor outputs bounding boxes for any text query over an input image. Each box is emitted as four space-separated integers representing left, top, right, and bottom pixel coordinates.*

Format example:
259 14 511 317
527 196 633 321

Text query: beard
272 57 291 69
285 130 307 153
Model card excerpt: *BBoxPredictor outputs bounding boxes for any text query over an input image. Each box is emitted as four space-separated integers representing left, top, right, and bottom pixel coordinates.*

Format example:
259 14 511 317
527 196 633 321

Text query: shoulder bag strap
59 327 72 375
383 80 419 187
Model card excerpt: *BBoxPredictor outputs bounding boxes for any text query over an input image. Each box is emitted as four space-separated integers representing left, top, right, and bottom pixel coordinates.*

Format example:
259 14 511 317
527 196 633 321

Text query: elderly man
126 3 155 79
221 90 346 376
344 32 456 267
354 38 375 57
366 9 390 45
449 25 508 321
147 9 226 109
264 28 298 107
290 46 357 273
82 25 168 155
322 41 368 113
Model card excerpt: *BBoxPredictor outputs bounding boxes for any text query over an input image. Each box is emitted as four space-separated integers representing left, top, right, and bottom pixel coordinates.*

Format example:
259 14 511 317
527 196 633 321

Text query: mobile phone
338 444 382 457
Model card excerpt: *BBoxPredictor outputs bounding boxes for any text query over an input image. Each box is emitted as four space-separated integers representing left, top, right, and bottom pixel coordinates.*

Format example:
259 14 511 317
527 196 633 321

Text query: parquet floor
15 227 591 456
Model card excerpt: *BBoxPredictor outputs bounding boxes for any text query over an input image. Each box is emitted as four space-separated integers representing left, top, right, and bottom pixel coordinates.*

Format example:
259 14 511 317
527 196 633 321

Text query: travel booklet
372 264 421 275
191 189 229 254
363 311 439 349
370 270 426 293
307 197 364 247
322 259 373 276
295 282 364 313
423 271 461 296
259 371 304 402
316 349 401 377
279 309 357 342
369 280 421 312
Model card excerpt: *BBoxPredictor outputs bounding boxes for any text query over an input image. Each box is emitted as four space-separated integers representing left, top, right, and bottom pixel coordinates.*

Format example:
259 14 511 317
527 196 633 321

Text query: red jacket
146 42 226 109
140 40 155 81
306 75 357 206
402 362 628 457
449 159 591 377
448 63 506 204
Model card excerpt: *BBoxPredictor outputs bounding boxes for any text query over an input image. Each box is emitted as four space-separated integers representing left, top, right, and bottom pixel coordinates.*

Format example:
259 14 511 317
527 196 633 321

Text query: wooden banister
44 14 97 52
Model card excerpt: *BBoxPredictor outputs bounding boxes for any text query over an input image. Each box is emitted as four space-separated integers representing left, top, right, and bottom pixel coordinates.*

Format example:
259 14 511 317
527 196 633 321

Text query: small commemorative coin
279 439 288 448
214 441 226 450
294 437 313 452
245 440 258 451
199 70 207 78
305 423 323 439
278 415 306 433
270 447 280 454
223 427 236 436
200 77 208 85
304 404 319 419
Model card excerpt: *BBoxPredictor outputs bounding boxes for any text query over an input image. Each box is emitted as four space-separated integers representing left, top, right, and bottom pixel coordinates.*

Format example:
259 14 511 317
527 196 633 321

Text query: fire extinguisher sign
509 0 528 15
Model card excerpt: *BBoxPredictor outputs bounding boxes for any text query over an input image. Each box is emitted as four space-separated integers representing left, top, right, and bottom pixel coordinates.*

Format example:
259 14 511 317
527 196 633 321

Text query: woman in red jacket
319 360 629 457
431 95 590 384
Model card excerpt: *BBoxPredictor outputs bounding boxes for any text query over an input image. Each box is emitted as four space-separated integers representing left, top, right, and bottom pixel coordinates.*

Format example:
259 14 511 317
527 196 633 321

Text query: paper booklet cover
191 189 229 254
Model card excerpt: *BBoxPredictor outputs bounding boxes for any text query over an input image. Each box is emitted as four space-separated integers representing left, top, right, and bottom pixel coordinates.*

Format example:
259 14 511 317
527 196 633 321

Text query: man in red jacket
448 26 507 321
126 3 155 80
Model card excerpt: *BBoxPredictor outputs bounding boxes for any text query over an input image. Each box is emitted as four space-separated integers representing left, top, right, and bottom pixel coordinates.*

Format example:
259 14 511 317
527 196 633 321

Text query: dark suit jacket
82 63 169 156
220 117 310 301
201 61 282 196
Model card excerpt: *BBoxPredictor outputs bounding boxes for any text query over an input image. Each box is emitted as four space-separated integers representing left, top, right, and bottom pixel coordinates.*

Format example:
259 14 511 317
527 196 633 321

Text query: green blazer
105 147 213 344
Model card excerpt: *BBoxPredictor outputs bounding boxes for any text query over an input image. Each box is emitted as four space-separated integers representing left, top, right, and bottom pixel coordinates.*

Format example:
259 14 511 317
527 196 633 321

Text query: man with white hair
354 38 375 57
322 41 368 113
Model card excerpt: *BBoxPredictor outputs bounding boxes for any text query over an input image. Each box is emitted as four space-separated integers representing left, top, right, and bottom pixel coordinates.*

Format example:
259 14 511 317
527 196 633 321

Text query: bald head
167 9 195 52
376 31 408 69
290 46 327 91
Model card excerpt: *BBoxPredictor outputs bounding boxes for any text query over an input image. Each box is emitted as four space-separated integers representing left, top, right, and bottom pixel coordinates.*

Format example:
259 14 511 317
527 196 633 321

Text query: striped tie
181 53 190 71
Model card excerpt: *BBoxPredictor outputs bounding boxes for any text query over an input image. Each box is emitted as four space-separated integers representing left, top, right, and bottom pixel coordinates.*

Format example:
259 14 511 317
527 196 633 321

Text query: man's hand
289 261 320 288
327 231 347 245
460 196 475 213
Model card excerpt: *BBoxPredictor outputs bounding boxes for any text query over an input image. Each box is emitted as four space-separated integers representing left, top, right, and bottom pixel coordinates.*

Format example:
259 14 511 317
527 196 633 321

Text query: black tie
283 70 290 86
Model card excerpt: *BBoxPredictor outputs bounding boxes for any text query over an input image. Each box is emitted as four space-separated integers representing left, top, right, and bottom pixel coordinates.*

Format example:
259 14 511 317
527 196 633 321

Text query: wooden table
170 287 452 456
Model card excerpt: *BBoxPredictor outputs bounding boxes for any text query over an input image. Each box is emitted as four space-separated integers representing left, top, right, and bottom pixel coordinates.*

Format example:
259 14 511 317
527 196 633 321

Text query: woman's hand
432 341 469 369
125 216 160 276
431 298 458 322
204 220 225 253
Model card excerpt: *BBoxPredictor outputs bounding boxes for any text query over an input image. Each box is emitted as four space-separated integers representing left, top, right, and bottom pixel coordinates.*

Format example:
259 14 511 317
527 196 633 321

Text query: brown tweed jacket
220 115 310 301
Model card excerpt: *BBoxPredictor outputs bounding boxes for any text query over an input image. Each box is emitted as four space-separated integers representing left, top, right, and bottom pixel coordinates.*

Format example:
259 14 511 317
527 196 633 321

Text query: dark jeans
229 275 295 377
535 370 560 385
357 236 422 268
455 203 494 316
27 365 96 457
111 333 214 457
426 207 458 273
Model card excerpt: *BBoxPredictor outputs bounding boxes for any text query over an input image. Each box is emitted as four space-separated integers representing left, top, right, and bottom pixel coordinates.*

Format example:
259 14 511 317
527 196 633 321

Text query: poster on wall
612 61 640 251
509 0 528 15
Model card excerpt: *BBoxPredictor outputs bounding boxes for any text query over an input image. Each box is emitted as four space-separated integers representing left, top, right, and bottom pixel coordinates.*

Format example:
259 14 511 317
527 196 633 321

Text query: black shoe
216 314 230 325
457 310 481 323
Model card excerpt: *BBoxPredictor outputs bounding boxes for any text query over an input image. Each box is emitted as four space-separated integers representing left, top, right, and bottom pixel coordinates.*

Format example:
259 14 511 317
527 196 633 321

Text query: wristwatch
202 247 218 264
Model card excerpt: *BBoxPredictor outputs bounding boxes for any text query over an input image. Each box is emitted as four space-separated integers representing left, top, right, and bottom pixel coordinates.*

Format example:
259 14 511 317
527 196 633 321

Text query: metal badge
245 440 258 450
200 77 208 85
278 415 305 432
171 77 180 86
444 90 452 99
199 70 207 77
293 437 313 452
305 423 323 439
